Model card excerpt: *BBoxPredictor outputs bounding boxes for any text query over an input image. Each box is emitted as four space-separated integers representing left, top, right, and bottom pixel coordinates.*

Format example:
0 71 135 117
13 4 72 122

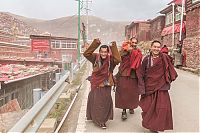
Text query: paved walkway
75 69 199 133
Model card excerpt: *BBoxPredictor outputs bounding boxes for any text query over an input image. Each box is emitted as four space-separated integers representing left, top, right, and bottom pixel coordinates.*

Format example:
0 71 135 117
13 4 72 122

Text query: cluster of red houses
0 33 78 108
0 35 78 63
125 0 200 69
0 13 80 131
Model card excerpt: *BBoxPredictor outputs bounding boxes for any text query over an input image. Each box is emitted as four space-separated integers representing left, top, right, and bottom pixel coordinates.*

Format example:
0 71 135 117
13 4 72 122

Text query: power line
81 0 92 41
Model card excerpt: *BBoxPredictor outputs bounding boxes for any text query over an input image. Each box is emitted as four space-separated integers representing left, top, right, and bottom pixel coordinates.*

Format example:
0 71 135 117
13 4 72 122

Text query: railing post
70 62 74 81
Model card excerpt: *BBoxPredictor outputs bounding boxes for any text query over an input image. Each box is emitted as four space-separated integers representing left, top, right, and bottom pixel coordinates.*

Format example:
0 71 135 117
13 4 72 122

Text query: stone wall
183 4 200 68
150 16 165 42
183 37 200 68
138 23 151 42
186 8 200 37
162 33 180 47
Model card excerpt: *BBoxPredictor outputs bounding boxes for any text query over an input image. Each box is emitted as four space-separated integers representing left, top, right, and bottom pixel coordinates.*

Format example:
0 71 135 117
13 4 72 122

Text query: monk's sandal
121 111 127 120
129 109 134 114
100 124 107 129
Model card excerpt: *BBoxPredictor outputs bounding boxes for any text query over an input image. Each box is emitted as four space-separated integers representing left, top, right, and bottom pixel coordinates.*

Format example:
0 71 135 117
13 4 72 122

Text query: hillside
0 12 41 36
0 12 130 44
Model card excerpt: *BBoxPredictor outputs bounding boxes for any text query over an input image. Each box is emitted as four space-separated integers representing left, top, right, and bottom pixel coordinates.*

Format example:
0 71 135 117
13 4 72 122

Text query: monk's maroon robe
84 39 121 126
138 53 178 131
115 49 142 109
86 55 115 125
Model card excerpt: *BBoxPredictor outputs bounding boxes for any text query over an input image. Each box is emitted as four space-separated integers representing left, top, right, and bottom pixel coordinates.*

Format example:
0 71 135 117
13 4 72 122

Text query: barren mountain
0 12 41 36
0 12 130 44
4 12 44 25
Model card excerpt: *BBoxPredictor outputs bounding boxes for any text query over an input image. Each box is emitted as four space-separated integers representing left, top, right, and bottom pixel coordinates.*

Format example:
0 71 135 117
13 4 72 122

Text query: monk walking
138 40 178 132
160 45 169 54
115 37 142 120
83 38 121 129
160 44 174 64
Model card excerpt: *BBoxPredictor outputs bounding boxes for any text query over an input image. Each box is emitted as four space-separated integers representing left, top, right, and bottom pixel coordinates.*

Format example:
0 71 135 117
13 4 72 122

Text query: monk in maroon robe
115 37 142 120
137 40 178 132
160 45 169 54
83 38 121 129
160 45 174 64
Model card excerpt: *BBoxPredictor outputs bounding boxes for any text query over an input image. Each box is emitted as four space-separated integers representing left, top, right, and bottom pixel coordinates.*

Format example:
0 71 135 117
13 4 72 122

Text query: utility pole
179 0 185 42
81 22 87 44
79 0 92 42
78 0 81 63
85 0 92 41
76 0 91 63
172 2 175 48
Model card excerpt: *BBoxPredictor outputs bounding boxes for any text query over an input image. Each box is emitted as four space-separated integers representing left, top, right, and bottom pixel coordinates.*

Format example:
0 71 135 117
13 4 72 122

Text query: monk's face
151 42 161 56
99 47 108 59
130 38 138 49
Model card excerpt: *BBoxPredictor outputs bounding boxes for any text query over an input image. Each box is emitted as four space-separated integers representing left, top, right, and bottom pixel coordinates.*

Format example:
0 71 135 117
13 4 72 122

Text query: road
63 65 199 133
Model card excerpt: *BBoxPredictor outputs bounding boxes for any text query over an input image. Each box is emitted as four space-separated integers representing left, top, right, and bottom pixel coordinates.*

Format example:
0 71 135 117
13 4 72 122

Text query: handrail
8 59 86 132
8 72 70 132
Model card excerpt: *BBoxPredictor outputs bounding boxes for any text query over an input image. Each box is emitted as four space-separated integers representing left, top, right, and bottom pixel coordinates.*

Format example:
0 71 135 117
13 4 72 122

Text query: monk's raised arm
83 39 101 63
110 41 121 65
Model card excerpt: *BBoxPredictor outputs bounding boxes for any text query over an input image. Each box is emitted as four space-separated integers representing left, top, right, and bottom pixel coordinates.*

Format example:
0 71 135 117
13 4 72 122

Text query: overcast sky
0 0 170 21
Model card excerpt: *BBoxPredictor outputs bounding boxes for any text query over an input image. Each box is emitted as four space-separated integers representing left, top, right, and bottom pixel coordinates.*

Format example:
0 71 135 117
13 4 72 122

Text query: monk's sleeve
120 49 129 57
110 41 121 65
136 58 146 95
130 49 143 70
168 57 178 81
83 39 100 63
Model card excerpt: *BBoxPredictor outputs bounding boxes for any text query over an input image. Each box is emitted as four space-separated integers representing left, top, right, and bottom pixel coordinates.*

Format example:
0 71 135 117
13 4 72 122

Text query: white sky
0 0 170 21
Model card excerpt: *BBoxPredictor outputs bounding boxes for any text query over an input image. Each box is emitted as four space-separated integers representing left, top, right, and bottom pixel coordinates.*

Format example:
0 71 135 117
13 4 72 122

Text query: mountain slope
31 15 129 43
0 12 41 36
0 12 130 44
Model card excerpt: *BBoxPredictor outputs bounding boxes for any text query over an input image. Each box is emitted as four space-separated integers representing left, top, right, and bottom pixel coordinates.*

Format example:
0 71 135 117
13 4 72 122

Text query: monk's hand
112 86 116 92
95 38 101 44
110 41 116 46
128 43 134 51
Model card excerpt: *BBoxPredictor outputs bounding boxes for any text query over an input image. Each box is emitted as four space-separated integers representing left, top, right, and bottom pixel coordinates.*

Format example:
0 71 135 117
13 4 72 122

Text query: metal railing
9 59 86 132
9 72 70 132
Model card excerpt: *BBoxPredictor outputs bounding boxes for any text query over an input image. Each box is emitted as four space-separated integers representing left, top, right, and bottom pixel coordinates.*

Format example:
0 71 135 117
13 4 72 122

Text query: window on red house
55 41 60 48
51 40 56 48
166 12 173 26
192 0 200 3
61 40 67 48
